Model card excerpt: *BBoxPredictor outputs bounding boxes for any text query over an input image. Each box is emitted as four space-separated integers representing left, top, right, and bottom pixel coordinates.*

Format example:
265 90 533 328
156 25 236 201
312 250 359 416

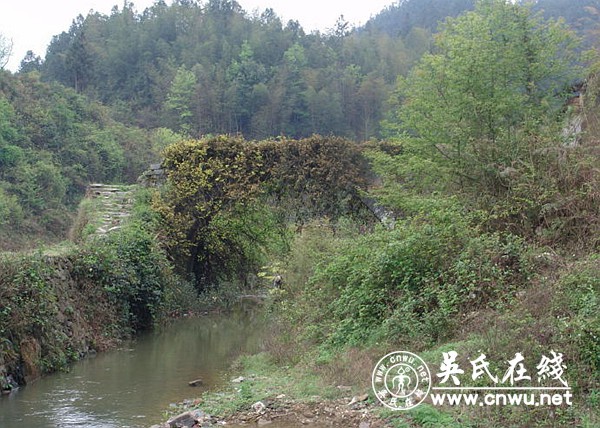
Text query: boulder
188 378 203 387
251 401 266 413
347 394 369 406
167 411 198 428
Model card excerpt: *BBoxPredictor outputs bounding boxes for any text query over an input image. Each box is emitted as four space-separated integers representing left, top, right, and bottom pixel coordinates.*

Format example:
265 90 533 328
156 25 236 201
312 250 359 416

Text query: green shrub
0 187 24 227
74 188 191 331
279 199 528 350
0 252 95 376
552 255 599 397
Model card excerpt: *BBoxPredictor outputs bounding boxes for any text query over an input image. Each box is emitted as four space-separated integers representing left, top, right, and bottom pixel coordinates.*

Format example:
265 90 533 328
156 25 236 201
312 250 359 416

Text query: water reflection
0 304 265 427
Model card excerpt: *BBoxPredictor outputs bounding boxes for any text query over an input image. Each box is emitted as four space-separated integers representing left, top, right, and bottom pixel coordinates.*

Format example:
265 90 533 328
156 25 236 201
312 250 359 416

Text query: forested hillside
0 71 166 249
363 0 476 36
36 0 428 140
366 0 600 47
28 0 600 143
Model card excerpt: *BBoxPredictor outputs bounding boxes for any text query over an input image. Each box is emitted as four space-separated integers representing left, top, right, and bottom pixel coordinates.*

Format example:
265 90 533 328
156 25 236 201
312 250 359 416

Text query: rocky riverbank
154 394 385 427
151 352 395 428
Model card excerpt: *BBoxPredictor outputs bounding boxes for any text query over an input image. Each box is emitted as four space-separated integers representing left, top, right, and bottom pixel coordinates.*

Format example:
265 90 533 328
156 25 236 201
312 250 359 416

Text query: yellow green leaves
153 135 369 289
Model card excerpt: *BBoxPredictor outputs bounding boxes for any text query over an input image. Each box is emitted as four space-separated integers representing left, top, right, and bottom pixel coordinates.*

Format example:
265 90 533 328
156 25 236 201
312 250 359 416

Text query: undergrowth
0 186 197 386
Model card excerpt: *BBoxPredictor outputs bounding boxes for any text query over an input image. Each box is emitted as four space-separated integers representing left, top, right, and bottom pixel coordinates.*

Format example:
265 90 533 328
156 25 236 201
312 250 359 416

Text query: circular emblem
372 351 431 410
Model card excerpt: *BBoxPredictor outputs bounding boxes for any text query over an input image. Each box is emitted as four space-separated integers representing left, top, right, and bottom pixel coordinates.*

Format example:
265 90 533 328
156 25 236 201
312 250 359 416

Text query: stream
0 303 267 427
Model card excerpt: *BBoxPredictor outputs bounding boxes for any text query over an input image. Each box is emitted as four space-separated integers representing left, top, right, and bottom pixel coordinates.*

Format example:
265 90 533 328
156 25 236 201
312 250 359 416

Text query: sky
0 0 396 72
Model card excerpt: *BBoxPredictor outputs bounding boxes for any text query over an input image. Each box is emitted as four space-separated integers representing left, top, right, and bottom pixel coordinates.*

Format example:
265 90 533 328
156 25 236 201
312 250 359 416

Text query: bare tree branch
0 34 13 70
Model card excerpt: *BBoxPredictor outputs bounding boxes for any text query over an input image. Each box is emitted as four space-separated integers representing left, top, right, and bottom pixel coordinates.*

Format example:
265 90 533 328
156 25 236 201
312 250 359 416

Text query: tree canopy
37 1 425 141
391 0 582 192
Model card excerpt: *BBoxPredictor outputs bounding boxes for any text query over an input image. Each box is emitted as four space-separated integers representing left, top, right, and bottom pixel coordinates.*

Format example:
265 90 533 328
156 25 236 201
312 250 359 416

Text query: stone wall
138 163 166 187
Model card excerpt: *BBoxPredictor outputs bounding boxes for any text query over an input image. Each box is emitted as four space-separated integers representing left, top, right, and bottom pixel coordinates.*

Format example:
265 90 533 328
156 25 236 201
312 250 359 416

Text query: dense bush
75 187 196 330
275 199 528 350
552 255 600 396
154 135 370 289
76 228 168 333
0 251 123 379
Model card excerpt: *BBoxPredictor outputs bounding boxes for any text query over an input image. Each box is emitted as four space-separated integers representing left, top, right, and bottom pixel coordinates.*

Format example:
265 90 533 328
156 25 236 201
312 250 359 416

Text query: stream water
0 304 267 427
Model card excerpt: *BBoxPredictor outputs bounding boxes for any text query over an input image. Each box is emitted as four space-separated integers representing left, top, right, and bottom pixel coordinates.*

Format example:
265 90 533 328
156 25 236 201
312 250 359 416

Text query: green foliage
0 187 23 226
552 255 600 392
410 406 462 427
154 136 273 288
40 0 599 122
533 0 600 49
263 135 370 221
365 0 475 37
0 250 115 377
393 0 582 193
75 187 193 331
378 0 597 248
76 231 161 332
0 71 162 249
39 1 424 140
197 352 339 418
149 127 186 155
165 66 197 135
0 96 19 145
480 138 600 247
367 0 600 52
154 135 369 289
275 202 528 350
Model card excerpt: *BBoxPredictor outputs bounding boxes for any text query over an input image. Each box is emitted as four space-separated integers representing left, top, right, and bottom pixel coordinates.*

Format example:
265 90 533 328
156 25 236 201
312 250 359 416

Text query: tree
153 136 267 287
0 34 12 69
165 66 197 135
226 41 266 133
394 0 582 192
357 73 386 141
0 97 19 146
277 43 309 137
65 22 95 92
18 51 42 74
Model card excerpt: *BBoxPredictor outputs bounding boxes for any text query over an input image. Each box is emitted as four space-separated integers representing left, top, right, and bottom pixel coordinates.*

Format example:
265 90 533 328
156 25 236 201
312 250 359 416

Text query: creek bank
0 184 200 394
156 394 386 428
155 352 391 428
0 253 128 389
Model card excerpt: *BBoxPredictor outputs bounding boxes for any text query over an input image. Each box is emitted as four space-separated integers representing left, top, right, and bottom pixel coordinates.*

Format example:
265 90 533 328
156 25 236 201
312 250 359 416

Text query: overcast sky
1 0 395 71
